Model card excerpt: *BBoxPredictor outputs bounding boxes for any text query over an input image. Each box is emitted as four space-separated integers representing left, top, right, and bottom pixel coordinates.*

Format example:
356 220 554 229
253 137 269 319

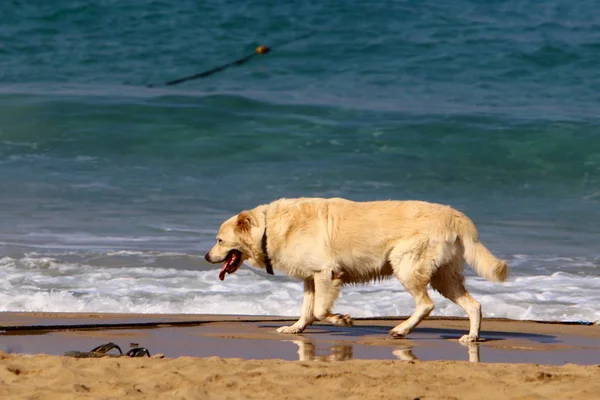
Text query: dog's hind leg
431 258 482 343
312 269 353 327
389 244 436 338
277 278 316 334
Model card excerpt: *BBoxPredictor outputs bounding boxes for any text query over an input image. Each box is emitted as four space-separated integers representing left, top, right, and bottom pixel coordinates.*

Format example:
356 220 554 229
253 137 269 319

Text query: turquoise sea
0 0 598 321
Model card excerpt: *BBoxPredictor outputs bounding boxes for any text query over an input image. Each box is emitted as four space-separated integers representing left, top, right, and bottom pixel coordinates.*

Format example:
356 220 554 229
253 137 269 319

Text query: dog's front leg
312 269 353 327
277 278 316 334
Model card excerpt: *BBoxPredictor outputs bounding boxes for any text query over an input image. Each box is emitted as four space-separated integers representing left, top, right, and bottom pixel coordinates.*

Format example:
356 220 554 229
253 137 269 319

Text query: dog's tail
455 213 509 282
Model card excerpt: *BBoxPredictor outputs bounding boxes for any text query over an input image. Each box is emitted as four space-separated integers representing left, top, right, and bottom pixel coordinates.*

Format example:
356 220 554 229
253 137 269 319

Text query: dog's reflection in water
392 342 480 363
293 340 354 362
291 340 480 363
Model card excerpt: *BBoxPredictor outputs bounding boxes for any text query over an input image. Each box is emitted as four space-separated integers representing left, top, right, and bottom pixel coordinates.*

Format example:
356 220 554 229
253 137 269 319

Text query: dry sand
1 313 599 400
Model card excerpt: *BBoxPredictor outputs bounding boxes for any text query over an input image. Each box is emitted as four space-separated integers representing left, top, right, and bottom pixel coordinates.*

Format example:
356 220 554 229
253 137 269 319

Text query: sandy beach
1 313 599 399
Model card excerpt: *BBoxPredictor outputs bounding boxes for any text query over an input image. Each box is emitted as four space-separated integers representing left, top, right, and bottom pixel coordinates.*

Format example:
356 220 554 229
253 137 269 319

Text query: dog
204 197 509 343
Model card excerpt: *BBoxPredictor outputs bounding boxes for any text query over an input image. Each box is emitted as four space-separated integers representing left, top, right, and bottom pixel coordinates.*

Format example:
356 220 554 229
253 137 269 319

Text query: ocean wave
0 252 598 322
1 93 598 197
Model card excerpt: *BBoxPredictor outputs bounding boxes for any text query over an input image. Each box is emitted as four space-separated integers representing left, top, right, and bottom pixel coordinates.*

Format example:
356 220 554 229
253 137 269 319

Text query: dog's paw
276 325 304 334
459 334 479 343
389 328 410 338
329 314 353 327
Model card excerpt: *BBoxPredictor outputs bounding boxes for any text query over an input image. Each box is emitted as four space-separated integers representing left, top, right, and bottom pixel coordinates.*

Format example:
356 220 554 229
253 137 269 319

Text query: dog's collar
261 214 274 276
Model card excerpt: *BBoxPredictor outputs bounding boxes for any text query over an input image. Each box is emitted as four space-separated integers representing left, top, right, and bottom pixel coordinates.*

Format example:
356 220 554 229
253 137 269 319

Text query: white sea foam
0 252 598 322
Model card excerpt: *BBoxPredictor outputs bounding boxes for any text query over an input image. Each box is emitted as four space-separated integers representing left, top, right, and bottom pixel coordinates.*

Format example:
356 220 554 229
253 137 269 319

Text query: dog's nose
204 253 211 262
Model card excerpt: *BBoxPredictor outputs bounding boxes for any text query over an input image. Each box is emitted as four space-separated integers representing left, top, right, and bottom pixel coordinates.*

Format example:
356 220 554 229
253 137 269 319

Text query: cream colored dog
204 197 509 343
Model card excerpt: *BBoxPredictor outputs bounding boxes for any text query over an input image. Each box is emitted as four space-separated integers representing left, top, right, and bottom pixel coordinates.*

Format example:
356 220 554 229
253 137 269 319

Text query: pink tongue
219 258 232 281
219 264 228 281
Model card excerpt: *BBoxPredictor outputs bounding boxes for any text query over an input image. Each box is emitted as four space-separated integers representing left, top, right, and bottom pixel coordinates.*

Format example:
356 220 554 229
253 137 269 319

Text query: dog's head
204 210 263 281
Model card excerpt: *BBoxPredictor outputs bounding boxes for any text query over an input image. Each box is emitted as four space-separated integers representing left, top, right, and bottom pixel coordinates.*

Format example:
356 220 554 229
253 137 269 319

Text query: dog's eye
217 239 223 244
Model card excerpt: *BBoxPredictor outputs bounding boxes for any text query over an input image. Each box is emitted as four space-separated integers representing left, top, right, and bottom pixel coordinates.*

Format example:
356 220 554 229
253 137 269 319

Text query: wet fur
205 197 509 342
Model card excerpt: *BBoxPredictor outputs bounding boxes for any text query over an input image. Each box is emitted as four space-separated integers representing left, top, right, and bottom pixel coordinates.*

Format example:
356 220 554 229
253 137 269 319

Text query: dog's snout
204 252 211 262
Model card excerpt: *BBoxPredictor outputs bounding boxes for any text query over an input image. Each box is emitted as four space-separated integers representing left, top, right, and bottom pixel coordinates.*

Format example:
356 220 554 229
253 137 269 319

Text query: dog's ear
236 211 256 233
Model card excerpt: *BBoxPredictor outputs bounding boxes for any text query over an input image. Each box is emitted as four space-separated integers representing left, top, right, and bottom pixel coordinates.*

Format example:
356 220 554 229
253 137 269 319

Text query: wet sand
1 312 599 399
